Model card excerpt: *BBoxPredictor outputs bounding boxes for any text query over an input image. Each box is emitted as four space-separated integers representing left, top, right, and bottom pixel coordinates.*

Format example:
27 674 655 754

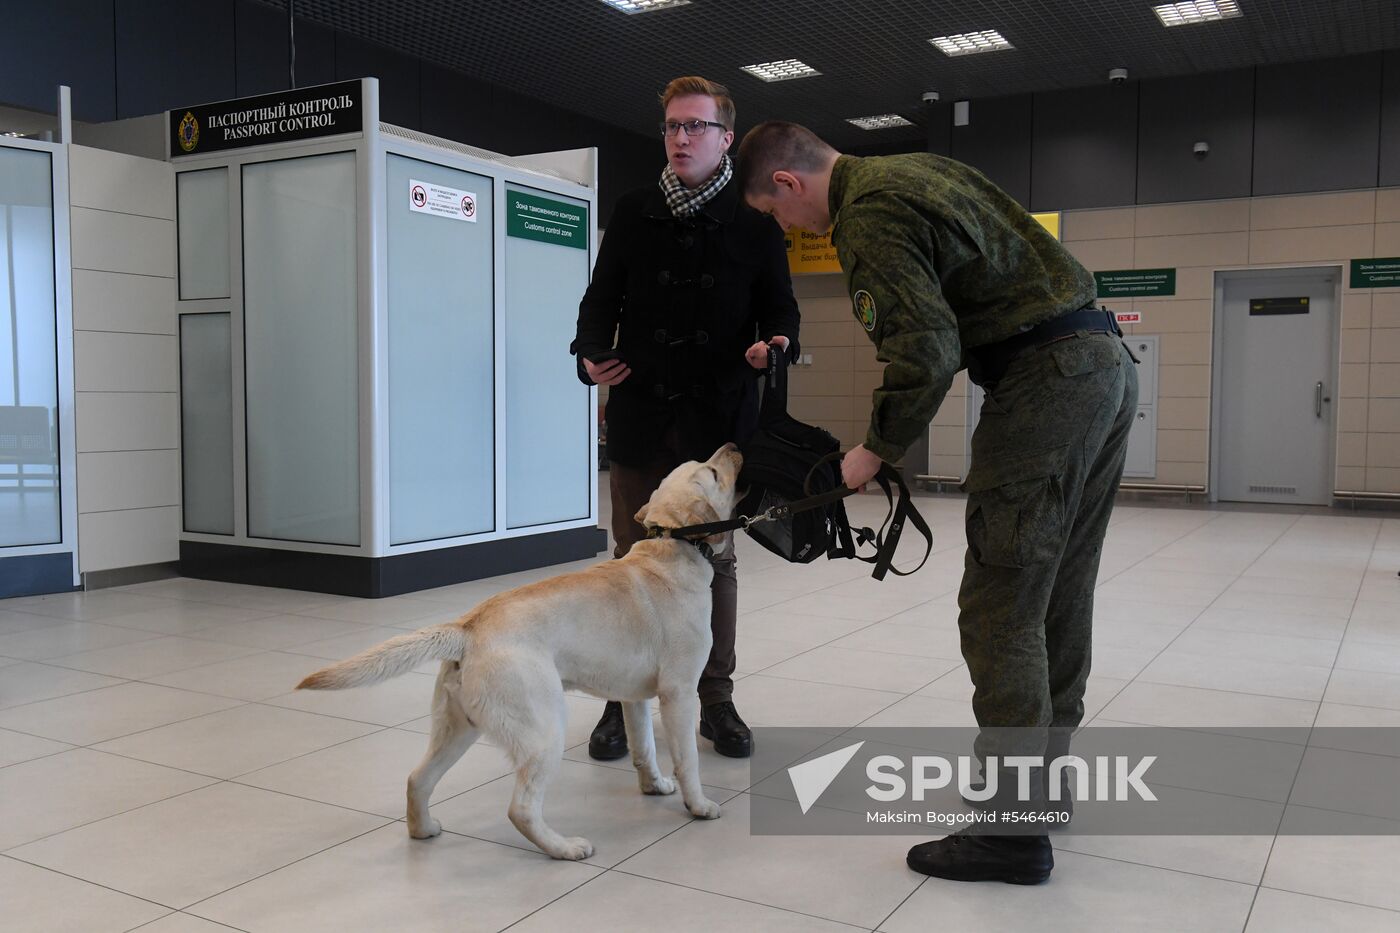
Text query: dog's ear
633 499 651 528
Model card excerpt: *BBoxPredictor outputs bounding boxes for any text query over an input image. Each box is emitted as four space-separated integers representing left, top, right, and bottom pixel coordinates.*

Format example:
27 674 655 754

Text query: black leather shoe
906 833 1053 885
588 701 628 761
699 701 752 758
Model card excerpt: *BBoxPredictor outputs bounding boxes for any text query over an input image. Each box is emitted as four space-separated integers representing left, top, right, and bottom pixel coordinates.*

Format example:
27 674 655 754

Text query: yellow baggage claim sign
785 212 1061 275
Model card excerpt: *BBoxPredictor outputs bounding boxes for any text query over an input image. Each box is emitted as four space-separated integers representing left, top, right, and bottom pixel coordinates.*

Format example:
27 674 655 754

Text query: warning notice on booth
409 178 478 223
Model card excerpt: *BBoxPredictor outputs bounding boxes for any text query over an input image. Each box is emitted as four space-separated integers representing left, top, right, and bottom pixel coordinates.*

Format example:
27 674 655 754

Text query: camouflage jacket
828 153 1096 463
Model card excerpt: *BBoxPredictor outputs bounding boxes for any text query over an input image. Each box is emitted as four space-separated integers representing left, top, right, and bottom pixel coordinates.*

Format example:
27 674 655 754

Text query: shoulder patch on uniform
853 289 877 332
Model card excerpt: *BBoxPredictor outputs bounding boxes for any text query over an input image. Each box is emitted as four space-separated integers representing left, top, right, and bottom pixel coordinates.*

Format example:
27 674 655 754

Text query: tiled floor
2 489 1399 931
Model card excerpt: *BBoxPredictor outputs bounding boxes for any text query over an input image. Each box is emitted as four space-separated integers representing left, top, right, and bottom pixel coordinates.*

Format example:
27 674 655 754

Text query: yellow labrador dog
297 443 742 860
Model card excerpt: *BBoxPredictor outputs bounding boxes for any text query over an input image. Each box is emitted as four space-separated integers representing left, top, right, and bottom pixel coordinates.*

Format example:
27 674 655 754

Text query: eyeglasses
660 119 729 138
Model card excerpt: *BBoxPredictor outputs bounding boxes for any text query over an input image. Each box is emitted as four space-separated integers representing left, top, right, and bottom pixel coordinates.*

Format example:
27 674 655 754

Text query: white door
1214 269 1338 505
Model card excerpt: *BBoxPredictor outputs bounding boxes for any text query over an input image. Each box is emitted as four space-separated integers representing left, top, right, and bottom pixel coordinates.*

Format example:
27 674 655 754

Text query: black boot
916 766 1054 884
588 701 628 761
699 700 751 758
907 833 1053 885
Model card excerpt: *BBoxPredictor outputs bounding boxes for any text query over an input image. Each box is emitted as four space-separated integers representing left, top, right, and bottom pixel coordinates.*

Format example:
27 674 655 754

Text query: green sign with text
506 191 588 249
1094 268 1176 298
1350 258 1400 288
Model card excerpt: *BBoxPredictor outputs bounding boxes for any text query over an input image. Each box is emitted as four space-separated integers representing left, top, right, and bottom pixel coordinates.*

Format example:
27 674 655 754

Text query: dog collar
645 526 716 561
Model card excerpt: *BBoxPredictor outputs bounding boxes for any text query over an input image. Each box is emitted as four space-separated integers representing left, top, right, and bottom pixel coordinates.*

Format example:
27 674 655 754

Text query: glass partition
503 186 591 528
242 152 359 545
180 313 234 534
386 154 495 544
0 146 60 547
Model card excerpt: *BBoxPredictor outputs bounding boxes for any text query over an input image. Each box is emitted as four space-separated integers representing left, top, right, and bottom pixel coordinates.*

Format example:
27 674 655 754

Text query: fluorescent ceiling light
1153 1 1243 27
741 59 821 82
847 114 915 131
598 0 691 13
929 30 1013 57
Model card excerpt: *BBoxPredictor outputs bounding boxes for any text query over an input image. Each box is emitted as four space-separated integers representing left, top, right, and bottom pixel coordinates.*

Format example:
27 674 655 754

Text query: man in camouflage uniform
738 122 1138 885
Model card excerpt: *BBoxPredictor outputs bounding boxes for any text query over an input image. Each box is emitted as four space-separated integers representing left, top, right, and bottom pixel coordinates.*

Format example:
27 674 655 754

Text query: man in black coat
571 76 800 760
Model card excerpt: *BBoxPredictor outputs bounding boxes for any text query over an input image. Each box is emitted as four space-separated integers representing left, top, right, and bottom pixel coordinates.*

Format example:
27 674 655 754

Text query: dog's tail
296 624 466 691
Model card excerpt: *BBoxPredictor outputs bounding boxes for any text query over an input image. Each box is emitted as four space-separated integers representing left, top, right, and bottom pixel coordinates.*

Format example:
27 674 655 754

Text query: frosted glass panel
0 146 60 547
180 313 233 534
177 168 230 300
386 155 494 544
243 152 359 545
504 186 590 528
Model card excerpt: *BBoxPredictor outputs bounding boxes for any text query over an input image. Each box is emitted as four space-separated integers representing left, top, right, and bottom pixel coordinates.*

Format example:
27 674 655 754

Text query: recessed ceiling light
847 114 915 131
1 131 22 138
929 30 1013 57
1153 1 1242 27
598 0 691 12
740 59 821 82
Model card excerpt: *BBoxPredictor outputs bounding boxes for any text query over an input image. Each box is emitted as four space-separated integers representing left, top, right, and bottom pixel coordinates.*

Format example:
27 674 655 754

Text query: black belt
966 306 1122 388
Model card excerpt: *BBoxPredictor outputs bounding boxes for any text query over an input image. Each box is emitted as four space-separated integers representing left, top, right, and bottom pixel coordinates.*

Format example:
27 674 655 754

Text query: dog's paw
687 798 721 820
642 775 677 796
550 836 595 860
409 817 442 839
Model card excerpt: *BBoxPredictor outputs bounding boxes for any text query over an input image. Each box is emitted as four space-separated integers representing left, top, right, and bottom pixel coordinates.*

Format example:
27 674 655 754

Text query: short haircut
659 76 735 130
736 121 837 196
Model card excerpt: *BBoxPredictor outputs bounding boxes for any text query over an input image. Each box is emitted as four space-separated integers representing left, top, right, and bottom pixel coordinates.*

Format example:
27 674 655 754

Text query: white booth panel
0 147 61 547
242 152 359 545
180 313 234 534
386 154 495 545
503 186 591 528
176 168 230 300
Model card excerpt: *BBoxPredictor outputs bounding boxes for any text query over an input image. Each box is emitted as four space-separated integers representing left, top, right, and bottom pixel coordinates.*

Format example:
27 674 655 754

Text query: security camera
921 91 940 104
1108 68 1129 85
1193 140 1210 160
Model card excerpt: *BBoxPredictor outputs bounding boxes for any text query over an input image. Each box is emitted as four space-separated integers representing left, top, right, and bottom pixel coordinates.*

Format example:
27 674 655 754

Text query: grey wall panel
336 34 420 129
1137 69 1254 204
950 94 1032 208
1031 84 1138 211
235 2 336 96
1382 50 1400 188
115 0 236 118
0 0 117 122
1253 53 1383 195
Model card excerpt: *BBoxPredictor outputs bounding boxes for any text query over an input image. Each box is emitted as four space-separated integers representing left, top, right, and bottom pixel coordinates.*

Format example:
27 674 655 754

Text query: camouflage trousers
958 332 1139 761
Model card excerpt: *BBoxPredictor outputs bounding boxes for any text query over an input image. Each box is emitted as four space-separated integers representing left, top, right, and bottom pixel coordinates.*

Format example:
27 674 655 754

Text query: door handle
1315 382 1323 418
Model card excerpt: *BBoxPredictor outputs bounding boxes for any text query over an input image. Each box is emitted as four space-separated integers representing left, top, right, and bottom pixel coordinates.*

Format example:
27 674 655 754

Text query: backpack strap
864 464 934 580
758 344 789 424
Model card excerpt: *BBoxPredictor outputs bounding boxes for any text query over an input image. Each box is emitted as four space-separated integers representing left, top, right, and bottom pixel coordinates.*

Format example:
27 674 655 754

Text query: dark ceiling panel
1254 53 1383 195
251 0 1400 149
1137 69 1255 204
1032 84 1139 211
236 2 338 95
1382 50 1400 188
0 0 117 122
116 0 236 118
336 33 422 129
951 94 1033 208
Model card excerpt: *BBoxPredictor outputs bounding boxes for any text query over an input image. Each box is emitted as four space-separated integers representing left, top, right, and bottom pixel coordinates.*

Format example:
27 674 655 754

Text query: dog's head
635 443 744 542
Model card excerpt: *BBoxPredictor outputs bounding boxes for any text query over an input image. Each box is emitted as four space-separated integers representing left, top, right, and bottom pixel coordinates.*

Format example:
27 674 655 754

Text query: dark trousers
958 333 1139 761
608 430 738 706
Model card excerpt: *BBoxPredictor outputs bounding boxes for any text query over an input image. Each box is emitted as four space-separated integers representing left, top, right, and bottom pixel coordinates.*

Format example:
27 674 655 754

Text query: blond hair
660 76 736 130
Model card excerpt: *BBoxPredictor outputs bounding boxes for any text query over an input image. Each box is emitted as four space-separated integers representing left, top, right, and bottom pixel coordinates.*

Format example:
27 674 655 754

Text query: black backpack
732 348 933 580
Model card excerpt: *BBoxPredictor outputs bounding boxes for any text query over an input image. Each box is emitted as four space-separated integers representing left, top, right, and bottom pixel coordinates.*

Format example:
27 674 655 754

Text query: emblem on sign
177 112 200 153
461 194 475 218
853 289 877 332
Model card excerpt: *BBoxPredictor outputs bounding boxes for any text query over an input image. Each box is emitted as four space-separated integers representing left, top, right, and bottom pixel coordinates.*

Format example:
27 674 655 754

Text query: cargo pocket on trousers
964 444 1069 569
